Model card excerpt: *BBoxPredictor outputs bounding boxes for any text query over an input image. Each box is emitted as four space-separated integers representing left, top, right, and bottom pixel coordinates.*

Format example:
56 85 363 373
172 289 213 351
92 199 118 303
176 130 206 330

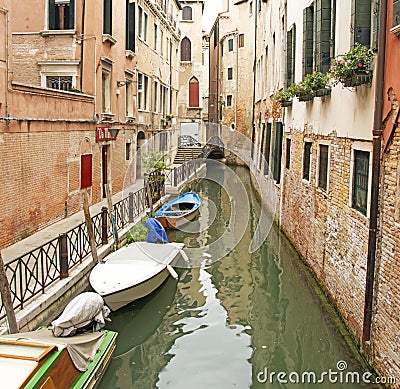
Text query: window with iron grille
48 0 75 30
303 141 312 180
46 76 72 91
318 144 329 191
352 150 370 215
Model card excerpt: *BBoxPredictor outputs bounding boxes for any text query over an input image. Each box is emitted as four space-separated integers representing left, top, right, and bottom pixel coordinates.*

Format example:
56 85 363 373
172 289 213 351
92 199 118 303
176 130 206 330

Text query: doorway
102 145 109 198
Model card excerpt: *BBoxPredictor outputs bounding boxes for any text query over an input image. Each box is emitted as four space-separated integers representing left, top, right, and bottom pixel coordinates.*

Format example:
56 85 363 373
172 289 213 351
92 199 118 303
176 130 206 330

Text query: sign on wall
96 126 117 141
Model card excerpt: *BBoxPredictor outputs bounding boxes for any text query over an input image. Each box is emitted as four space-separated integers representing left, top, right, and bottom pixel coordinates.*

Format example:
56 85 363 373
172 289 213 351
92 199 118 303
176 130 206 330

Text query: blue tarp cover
145 218 168 243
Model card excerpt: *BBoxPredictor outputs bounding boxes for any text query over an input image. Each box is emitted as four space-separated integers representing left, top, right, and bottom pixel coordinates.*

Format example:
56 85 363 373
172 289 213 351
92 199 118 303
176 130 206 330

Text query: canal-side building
177 0 206 144
0 0 182 248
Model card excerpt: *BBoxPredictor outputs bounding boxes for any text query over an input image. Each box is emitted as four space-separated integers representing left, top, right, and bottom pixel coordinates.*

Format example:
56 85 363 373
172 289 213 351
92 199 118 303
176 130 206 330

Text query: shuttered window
303 5 314 76
189 77 199 107
264 123 272 175
315 0 331 73
286 138 291 170
103 0 112 35
303 141 312 181
286 24 296 85
352 0 372 47
48 0 75 30
352 150 370 215
228 38 234 51
272 123 283 183
394 0 400 27
182 6 192 21
239 34 245 48
318 144 329 191
126 1 135 51
181 37 191 61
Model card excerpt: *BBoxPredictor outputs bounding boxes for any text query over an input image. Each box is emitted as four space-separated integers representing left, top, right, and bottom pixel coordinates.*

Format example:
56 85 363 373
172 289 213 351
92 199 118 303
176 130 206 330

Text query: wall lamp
108 127 120 138
116 81 126 87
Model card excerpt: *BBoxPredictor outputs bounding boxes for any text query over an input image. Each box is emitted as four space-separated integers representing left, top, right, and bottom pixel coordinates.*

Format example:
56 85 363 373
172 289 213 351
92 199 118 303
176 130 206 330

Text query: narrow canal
99 165 380 389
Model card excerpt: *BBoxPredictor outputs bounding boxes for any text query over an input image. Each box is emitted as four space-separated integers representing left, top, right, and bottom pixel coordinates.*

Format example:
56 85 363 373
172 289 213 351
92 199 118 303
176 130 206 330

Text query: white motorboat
89 242 185 311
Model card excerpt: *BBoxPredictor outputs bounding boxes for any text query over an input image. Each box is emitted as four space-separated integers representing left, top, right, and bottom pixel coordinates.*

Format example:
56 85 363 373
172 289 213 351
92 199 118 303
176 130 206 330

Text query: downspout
362 0 387 342
0 6 9 120
235 28 239 130
80 0 86 92
251 1 258 157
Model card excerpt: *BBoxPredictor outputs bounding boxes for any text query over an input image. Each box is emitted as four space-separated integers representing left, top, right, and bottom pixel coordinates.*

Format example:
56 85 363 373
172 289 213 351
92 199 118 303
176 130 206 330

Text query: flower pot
315 88 331 97
280 100 293 107
341 70 373 87
298 93 314 102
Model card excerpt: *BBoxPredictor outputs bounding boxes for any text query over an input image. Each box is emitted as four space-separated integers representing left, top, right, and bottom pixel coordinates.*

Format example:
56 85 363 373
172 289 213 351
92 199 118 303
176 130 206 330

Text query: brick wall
280 129 370 339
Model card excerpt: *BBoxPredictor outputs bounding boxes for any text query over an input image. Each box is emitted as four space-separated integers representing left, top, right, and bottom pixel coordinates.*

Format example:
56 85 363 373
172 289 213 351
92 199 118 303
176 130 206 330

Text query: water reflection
99 166 380 389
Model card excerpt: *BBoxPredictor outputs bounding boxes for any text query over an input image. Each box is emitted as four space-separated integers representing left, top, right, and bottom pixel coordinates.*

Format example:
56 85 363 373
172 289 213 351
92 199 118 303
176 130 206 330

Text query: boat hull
156 207 199 229
102 267 170 311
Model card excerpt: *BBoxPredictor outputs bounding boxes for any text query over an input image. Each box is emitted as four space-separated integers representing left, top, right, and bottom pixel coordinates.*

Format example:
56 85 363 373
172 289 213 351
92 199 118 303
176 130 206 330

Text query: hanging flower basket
281 99 293 107
315 88 332 97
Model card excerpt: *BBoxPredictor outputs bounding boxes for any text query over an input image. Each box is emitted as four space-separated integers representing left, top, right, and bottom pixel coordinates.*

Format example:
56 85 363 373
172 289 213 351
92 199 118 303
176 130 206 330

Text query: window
226 94 233 107
227 67 233 80
228 38 234 52
259 124 265 170
126 1 135 52
303 141 312 180
101 64 111 113
48 0 75 30
154 23 158 50
143 12 148 42
352 0 372 47
303 5 314 76
239 34 244 48
125 74 134 117
315 0 332 73
393 0 400 28
181 37 191 61
318 144 329 191
352 150 370 215
125 142 131 161
264 123 272 175
249 1 253 16
80 154 92 189
160 29 164 56
154 80 159 113
286 138 291 169
143 74 149 110
103 0 112 35
272 123 283 183
137 73 143 110
286 25 296 86
46 75 72 91
189 77 199 107
182 6 192 21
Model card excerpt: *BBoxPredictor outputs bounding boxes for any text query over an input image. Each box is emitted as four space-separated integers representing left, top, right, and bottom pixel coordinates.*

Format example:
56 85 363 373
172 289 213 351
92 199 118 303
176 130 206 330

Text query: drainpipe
251 2 258 157
362 0 387 343
80 0 86 92
0 6 9 120
235 28 239 130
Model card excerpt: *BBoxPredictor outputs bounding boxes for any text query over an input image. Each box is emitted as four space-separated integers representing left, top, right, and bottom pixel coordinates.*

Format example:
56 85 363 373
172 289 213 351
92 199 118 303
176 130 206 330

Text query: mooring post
58 233 69 279
82 190 100 263
0 251 18 333
101 206 108 245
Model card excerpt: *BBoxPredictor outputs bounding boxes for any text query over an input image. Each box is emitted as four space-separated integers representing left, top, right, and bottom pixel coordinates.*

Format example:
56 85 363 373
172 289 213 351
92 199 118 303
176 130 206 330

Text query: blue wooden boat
155 191 200 229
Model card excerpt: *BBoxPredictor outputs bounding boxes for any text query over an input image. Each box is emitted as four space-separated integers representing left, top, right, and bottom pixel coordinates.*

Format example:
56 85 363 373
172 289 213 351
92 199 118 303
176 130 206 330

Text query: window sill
101 112 115 121
390 24 400 36
125 50 136 59
102 34 117 45
40 29 76 37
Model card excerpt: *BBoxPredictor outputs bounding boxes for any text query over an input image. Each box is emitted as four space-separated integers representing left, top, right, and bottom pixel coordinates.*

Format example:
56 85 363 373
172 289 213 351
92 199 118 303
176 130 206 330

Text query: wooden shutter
182 6 192 20
315 0 331 73
103 0 112 35
272 123 283 183
352 0 372 47
189 78 199 107
49 0 56 30
303 6 314 76
81 154 92 189
286 24 296 85
264 123 272 175
126 1 135 51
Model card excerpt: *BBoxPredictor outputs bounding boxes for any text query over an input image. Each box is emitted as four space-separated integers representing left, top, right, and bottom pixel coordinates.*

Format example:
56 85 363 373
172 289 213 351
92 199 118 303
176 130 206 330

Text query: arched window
181 37 191 62
189 77 199 107
182 6 193 21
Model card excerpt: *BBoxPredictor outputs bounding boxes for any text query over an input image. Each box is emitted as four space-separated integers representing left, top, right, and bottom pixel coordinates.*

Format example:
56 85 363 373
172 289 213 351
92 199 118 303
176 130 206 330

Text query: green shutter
126 1 135 51
264 123 272 175
272 123 283 183
49 0 56 30
68 0 75 29
315 0 331 73
286 28 293 84
352 0 372 47
303 6 314 76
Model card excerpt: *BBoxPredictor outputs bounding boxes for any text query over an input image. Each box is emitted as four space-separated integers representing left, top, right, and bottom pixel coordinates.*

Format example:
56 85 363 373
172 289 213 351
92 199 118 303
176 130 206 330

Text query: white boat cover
2 327 105 371
51 292 110 337
90 242 185 296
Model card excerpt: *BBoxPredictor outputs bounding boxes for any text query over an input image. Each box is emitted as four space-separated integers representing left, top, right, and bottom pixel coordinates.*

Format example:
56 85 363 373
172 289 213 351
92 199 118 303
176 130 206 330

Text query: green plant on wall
142 151 169 174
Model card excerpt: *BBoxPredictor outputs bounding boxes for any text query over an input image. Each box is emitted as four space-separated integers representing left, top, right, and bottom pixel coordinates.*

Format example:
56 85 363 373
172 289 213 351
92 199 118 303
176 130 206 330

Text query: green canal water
99 165 380 389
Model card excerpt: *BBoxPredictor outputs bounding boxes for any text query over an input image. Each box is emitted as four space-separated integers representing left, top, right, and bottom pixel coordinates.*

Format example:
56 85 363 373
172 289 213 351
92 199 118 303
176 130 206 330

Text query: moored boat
155 191 200 229
0 327 117 389
89 241 186 311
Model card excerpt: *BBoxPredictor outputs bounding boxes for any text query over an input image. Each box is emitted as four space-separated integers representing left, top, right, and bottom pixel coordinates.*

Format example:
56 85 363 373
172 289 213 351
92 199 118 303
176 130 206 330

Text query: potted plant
293 78 314 102
273 86 295 107
308 71 332 96
329 43 374 87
